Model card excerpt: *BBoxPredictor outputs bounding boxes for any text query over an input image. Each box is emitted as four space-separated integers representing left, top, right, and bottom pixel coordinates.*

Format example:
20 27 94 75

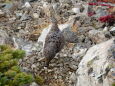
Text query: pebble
30 82 39 86
31 64 36 69
103 27 108 32
24 2 31 8
110 27 115 36
72 7 80 14
69 64 78 71
33 13 39 19
70 72 77 83
0 10 5 17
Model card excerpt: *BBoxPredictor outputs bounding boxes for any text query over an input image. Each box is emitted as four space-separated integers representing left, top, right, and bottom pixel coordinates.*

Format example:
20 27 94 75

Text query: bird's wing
55 32 65 52
44 32 64 53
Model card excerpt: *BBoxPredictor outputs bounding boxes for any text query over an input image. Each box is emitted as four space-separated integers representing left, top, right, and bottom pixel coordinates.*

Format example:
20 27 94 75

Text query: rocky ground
0 0 115 86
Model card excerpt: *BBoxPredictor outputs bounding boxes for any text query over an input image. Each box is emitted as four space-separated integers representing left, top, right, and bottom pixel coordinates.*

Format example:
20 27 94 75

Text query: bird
43 16 65 67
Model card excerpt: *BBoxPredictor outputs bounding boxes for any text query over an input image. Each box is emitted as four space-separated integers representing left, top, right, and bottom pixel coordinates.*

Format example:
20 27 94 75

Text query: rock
33 13 39 19
30 82 39 86
77 26 94 35
110 68 115 73
3 2 13 10
75 38 115 86
52 3 60 15
70 72 77 84
23 2 31 8
59 0 72 4
62 26 78 43
52 3 60 11
23 0 38 3
110 27 115 36
88 29 107 44
15 12 23 18
107 68 115 85
72 48 87 62
81 18 92 26
0 30 13 45
94 6 108 18
42 2 51 17
22 43 36 55
0 10 5 18
71 0 77 5
21 67 31 73
13 37 40 55
81 2 88 15
79 4 85 13
72 7 80 14
37 25 51 47
93 21 105 29
9 16 16 21
69 64 78 71
31 64 37 70
28 33 40 41
104 31 112 39
71 3 85 14
103 27 108 32
20 12 30 21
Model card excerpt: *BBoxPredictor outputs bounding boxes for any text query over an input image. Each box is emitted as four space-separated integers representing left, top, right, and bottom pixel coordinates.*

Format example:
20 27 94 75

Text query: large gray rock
88 29 108 44
62 26 78 43
75 38 115 86
13 37 42 55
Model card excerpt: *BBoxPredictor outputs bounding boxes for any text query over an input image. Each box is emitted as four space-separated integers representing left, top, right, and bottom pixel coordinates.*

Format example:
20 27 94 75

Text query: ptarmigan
43 17 65 67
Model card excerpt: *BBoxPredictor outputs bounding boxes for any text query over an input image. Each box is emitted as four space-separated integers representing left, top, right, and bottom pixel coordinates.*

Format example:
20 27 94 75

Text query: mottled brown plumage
43 17 65 67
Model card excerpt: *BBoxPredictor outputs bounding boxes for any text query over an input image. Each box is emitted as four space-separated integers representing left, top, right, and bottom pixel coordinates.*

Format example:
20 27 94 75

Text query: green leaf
12 50 25 59
13 72 33 86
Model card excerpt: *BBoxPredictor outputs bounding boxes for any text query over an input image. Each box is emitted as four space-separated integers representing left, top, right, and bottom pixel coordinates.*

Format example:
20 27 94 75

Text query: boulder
75 38 115 86
62 26 78 43
88 29 108 44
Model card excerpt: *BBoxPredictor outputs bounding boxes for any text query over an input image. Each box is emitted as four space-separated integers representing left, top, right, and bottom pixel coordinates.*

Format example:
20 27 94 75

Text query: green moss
0 76 9 85
13 72 33 86
35 75 44 85
0 54 13 62
12 50 25 59
2 49 14 54
0 59 18 71
0 45 11 51
0 45 33 86
112 83 115 86
11 66 20 73
0 61 11 70
5 70 17 78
